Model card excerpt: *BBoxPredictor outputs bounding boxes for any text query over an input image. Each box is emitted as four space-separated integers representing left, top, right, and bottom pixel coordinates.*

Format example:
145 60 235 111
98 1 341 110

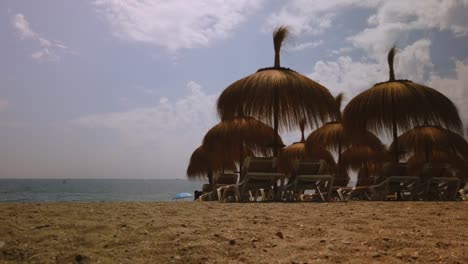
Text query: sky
1 0 468 179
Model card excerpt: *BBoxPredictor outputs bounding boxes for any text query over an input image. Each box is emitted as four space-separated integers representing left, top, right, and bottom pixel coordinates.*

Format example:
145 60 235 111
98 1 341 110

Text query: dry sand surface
0 202 467 264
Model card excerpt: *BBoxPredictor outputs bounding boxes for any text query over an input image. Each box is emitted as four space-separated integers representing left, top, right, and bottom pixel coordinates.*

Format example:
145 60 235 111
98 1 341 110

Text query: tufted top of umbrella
217 26 339 132
343 47 462 144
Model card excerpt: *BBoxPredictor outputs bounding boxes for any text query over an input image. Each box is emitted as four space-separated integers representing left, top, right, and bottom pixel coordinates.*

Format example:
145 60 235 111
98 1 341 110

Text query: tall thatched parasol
390 125 468 162
341 145 390 172
186 145 236 183
278 120 336 173
217 26 339 156
343 47 462 162
305 93 384 170
407 150 467 177
202 116 283 178
341 145 391 186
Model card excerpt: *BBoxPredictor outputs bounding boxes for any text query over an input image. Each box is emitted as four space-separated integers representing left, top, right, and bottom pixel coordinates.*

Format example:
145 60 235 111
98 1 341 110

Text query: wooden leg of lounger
234 186 241 202
459 189 466 201
217 188 223 202
326 178 334 201
337 188 345 201
317 187 325 202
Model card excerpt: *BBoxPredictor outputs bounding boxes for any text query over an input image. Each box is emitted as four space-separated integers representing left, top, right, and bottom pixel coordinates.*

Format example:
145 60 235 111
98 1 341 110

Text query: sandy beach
0 202 467 264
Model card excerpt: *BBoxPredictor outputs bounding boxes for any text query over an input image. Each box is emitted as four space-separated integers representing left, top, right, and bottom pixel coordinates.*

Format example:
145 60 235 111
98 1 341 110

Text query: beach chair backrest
382 162 409 177
216 173 238 184
202 184 212 193
420 163 451 180
296 160 322 175
245 157 277 173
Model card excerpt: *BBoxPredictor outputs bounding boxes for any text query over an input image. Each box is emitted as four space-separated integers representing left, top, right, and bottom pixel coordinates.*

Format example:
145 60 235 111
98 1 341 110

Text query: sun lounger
197 173 238 201
368 162 420 201
336 186 372 201
413 163 453 200
427 177 460 201
219 157 285 202
459 189 467 201
282 160 334 202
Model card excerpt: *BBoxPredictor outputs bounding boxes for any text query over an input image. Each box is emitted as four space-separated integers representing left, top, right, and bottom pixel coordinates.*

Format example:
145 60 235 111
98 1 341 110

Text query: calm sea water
0 179 204 202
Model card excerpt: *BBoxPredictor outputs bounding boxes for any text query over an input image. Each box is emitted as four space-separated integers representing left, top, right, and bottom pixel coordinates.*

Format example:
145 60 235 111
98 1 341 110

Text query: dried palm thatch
217 26 339 156
305 93 348 153
343 46 462 162
186 145 236 181
305 122 384 159
278 121 336 174
277 142 336 174
390 125 468 162
306 122 348 153
341 145 390 172
203 116 283 175
407 150 467 176
343 146 390 187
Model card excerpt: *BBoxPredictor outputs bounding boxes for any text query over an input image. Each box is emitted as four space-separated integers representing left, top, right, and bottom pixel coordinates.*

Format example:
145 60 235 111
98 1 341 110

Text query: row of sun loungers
336 163 461 201
198 157 465 202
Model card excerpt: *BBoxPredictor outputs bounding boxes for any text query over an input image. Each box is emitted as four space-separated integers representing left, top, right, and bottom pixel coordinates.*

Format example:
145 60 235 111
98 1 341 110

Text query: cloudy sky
2 0 468 179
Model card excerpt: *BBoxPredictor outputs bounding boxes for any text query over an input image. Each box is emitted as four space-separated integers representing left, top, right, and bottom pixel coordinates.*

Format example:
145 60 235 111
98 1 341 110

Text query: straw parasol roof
407 150 467 176
343 47 462 162
202 116 283 176
217 26 339 156
306 93 384 165
390 125 468 162
186 145 236 180
278 121 336 173
341 145 390 172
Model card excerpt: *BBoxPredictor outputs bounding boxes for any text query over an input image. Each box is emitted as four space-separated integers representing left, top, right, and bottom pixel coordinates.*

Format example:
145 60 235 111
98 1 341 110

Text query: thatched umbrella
202 116 283 178
278 120 336 173
390 125 468 163
306 93 384 170
343 47 462 162
186 145 236 184
217 26 339 156
407 150 467 177
341 145 391 186
341 145 390 172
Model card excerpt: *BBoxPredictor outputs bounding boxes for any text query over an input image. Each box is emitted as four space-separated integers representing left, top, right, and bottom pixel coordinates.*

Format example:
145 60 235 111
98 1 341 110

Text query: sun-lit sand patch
0 202 467 263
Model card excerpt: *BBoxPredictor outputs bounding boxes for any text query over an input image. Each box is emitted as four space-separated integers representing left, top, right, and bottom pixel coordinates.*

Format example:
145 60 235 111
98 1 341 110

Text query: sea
0 179 204 202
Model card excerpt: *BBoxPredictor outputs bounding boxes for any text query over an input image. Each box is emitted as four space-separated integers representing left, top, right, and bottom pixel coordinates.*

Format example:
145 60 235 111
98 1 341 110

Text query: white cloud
429 59 468 127
268 1 468 60
12 13 76 62
308 39 432 97
72 81 219 178
285 40 323 52
0 99 9 112
265 0 379 35
94 0 265 52
349 0 468 59
13 13 37 39
308 56 384 97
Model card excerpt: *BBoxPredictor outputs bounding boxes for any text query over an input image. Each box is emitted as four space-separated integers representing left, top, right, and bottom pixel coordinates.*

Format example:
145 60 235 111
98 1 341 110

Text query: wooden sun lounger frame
218 157 285 202
368 176 420 201
282 160 334 202
197 173 238 201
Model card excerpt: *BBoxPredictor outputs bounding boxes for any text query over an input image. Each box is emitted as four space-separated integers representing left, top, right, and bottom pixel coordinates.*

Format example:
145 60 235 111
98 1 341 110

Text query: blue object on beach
173 192 193 200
